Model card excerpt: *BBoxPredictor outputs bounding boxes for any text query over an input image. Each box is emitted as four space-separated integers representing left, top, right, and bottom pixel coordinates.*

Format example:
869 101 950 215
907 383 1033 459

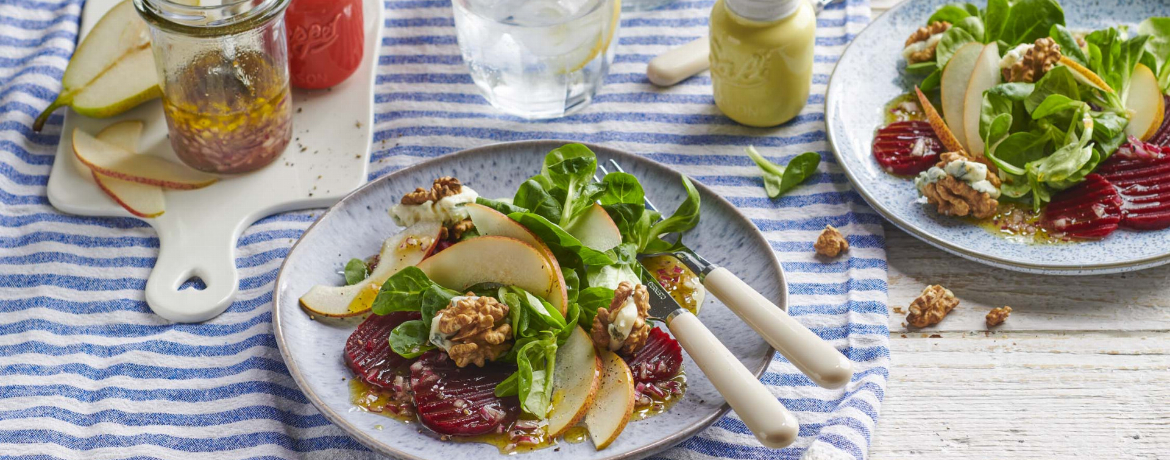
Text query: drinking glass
452 0 621 119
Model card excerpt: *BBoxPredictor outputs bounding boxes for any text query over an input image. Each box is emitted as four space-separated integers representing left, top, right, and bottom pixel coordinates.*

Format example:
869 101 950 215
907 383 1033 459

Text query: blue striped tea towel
0 0 889 458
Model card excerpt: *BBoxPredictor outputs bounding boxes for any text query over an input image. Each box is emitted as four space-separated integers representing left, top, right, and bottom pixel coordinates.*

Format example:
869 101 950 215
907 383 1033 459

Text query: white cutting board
46 0 384 323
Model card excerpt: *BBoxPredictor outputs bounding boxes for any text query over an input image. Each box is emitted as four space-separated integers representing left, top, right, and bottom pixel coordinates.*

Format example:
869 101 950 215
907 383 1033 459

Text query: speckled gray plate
827 0 1170 275
272 141 786 460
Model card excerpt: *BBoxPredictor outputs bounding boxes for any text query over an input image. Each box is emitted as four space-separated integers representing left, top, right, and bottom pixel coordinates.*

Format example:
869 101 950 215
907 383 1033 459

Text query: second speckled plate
827 0 1170 275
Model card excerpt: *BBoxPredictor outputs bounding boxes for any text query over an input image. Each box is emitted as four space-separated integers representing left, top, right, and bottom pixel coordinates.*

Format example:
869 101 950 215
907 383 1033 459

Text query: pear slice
72 129 218 189
464 202 570 314
1058 56 1114 94
939 42 984 151
416 236 563 312
962 43 1002 158
565 203 622 252
1124 64 1165 141
91 121 164 218
915 86 965 153
547 327 601 439
299 221 443 317
584 350 636 450
33 0 160 131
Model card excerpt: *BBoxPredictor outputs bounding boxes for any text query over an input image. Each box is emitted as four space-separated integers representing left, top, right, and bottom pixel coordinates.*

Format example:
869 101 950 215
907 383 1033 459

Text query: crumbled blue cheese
390 186 479 227
902 32 945 62
915 158 1001 199
999 43 1033 71
428 296 477 351
607 294 639 351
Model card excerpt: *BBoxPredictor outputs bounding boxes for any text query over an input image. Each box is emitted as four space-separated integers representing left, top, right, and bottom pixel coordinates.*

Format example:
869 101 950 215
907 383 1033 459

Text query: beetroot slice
1149 95 1170 147
1040 174 1124 240
626 327 683 384
410 350 519 437
872 121 944 176
345 311 421 388
1098 144 1170 230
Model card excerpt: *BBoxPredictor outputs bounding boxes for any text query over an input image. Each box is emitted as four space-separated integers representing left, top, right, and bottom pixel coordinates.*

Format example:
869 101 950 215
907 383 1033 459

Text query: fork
600 160 854 389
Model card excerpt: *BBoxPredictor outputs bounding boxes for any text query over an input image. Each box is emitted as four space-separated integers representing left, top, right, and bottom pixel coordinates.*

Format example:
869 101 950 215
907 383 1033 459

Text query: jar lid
135 0 290 37
724 0 801 23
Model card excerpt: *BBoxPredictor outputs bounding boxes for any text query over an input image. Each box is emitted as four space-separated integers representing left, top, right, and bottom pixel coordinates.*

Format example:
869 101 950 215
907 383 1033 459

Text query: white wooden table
865 2 1170 458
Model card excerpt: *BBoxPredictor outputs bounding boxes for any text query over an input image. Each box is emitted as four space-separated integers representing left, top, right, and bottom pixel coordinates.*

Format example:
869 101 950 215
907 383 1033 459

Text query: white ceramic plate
273 141 787 460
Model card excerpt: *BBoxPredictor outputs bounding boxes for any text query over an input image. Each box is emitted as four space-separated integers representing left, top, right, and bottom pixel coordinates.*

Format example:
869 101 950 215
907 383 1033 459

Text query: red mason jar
285 0 364 89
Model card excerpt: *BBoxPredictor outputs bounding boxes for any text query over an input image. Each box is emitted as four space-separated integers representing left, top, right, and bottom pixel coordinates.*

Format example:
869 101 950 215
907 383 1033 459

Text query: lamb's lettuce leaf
1138 18 1170 92
937 27 977 69
343 258 368 286
508 212 615 266
984 0 1064 47
1049 25 1089 66
388 320 434 359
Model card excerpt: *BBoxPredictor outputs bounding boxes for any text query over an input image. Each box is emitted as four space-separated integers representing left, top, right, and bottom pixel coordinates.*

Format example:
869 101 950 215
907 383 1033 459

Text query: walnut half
591 281 651 355
401 176 465 205
903 21 951 64
986 306 1012 327
436 294 513 367
906 285 958 328
1003 38 1062 83
918 152 1001 219
815 225 849 258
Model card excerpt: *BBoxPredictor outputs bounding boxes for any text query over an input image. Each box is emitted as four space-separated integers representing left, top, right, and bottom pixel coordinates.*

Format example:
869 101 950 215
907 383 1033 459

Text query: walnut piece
906 285 958 328
814 225 849 258
904 21 951 63
400 176 465 205
1003 38 1062 83
451 218 475 240
437 294 513 367
919 152 1001 219
986 306 1012 327
591 281 651 355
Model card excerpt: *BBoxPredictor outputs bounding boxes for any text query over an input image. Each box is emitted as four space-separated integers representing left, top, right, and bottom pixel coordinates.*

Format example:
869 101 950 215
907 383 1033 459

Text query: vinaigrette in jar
161 50 293 173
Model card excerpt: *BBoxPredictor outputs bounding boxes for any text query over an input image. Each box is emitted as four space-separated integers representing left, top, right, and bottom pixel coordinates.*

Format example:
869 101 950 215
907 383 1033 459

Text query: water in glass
453 0 620 119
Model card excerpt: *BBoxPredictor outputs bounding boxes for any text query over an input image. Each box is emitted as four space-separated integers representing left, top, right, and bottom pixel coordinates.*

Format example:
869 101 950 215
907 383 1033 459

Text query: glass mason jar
135 0 294 174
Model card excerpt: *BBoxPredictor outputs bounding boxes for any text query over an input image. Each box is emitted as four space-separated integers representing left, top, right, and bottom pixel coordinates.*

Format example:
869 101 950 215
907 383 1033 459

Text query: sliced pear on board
565 203 622 252
72 129 218 190
33 0 160 131
464 202 570 314
90 121 164 218
939 42 984 151
1058 56 1114 94
299 221 443 317
962 43 1002 158
915 86 966 153
1125 63 1165 141
547 327 602 439
584 349 636 450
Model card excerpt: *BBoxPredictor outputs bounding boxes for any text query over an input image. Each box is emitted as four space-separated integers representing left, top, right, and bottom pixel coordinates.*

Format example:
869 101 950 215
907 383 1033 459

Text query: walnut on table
401 176 464 205
1003 38 1062 83
906 285 959 328
436 294 513 367
815 225 850 258
904 21 951 63
591 281 651 355
986 306 1012 327
919 152 1001 220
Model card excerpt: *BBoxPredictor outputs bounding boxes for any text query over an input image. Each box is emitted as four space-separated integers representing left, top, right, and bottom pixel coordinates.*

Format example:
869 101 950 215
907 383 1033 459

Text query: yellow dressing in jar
709 0 816 127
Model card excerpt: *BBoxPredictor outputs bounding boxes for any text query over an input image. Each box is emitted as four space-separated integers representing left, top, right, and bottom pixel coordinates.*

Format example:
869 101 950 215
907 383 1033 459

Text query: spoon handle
666 309 799 448
703 267 854 389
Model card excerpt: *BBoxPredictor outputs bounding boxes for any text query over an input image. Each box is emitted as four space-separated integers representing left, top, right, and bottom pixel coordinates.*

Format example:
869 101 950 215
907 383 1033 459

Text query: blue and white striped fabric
0 0 888 458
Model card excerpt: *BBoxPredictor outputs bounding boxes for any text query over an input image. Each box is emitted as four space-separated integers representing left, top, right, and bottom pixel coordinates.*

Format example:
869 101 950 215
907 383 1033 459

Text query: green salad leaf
576 286 615 328
745 146 821 199
343 258 368 286
371 266 434 315
1050 25 1089 66
936 27 977 69
508 212 615 266
475 196 528 215
389 320 434 359
984 0 1064 47
927 3 978 26
1139 18 1170 92
642 176 701 253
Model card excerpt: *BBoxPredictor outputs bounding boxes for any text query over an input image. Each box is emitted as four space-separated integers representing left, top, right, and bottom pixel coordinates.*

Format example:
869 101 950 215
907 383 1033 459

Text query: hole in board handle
180 276 207 291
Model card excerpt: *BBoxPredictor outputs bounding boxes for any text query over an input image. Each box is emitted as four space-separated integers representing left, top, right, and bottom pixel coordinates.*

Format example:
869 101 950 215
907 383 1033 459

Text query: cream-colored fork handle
646 37 709 87
667 310 799 448
704 267 854 389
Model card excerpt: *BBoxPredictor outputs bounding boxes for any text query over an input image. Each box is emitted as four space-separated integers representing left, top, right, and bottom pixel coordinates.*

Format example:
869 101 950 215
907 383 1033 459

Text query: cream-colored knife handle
646 37 709 87
704 267 854 389
667 310 799 448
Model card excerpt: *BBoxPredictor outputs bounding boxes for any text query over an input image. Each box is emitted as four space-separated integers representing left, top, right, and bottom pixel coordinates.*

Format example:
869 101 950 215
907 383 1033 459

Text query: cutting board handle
145 213 240 323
